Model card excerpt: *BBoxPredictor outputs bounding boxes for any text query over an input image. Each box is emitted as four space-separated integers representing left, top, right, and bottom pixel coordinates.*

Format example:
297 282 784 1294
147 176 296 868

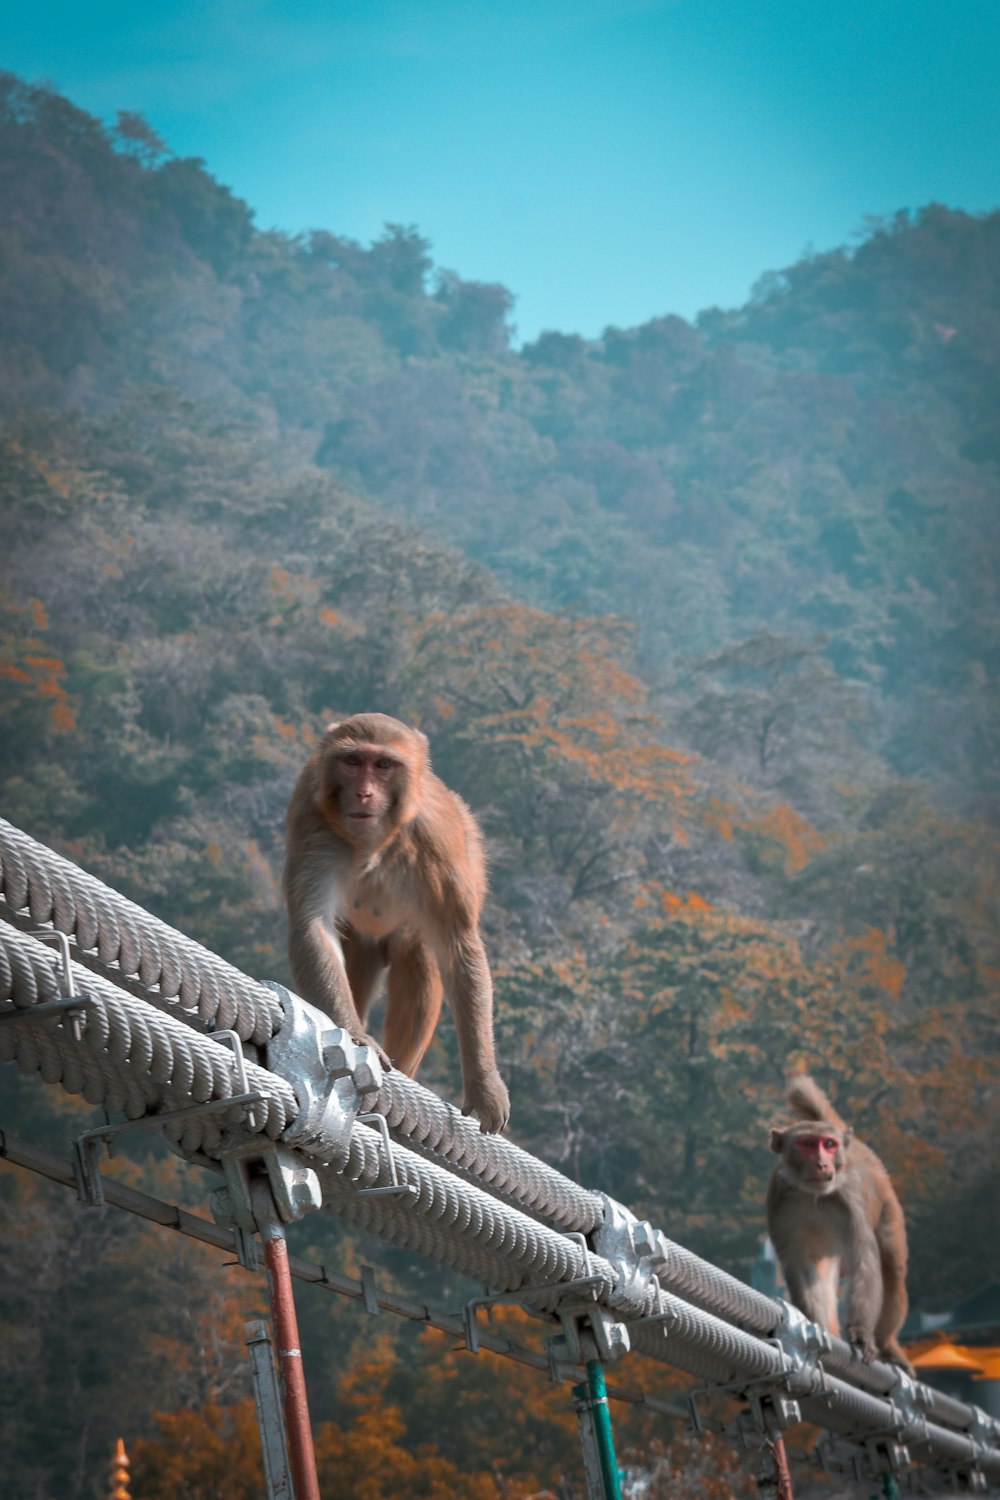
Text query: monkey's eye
823 1138 839 1152
375 756 396 770
342 753 362 766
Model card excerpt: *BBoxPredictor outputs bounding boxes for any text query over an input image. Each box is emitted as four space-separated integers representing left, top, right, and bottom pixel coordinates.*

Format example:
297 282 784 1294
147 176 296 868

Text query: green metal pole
571 1360 623 1500
870 1476 900 1500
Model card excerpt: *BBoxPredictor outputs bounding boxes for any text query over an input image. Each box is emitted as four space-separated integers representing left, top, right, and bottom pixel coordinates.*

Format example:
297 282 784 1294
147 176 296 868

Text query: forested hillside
1 73 998 1499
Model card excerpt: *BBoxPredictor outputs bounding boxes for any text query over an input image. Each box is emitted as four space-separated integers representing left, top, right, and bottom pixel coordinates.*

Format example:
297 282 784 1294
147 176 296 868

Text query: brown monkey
767 1075 913 1372
283 713 510 1133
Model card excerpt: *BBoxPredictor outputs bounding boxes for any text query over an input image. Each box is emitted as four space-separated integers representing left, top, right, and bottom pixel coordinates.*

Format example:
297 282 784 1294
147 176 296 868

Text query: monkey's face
326 744 405 843
789 1131 845 1193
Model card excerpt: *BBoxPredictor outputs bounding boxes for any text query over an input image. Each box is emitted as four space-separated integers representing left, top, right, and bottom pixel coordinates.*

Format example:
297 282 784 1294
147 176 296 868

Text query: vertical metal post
261 1217 321 1500
572 1360 623 1500
245 1319 294 1500
770 1436 795 1500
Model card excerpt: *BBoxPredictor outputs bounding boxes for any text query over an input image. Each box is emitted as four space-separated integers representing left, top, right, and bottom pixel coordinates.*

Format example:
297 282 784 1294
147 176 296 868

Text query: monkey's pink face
793 1133 842 1188
329 745 403 837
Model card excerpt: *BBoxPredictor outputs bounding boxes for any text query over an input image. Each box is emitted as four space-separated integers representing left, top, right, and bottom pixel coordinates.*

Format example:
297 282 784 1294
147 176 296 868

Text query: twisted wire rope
646 1229 780 1337
317 1125 621 1303
0 818 282 1044
2 822 999 1480
0 926 297 1156
374 1070 603 1234
630 1305 1000 1479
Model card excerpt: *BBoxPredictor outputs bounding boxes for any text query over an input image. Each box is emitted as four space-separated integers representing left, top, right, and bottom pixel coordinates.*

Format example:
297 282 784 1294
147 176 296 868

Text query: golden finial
108 1436 131 1500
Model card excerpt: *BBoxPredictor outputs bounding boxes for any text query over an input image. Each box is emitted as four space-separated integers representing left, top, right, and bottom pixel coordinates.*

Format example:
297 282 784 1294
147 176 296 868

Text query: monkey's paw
846 1328 879 1364
882 1344 916 1378
350 1031 393 1072
462 1072 511 1134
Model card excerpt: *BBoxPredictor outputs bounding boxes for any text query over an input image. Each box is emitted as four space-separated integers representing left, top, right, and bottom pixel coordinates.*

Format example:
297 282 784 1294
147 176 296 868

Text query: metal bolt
322 1036 354 1078
352 1047 383 1094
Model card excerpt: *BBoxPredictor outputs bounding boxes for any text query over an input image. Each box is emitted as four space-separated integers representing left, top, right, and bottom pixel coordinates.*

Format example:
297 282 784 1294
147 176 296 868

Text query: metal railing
2 816 997 1496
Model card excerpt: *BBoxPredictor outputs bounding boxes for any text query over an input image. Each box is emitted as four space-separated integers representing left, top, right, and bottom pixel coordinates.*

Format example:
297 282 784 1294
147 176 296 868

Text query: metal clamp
741 1389 803 1444
264 985 382 1157
884 1371 931 1450
770 1300 831 1396
593 1194 658 1318
950 1401 997 1494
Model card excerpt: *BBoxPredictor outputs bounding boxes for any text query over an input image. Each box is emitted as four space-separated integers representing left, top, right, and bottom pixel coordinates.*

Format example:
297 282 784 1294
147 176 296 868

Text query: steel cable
0 818 282 1043
0 926 297 1154
2 824 998 1482
373 1069 604 1234
315 1123 620 1302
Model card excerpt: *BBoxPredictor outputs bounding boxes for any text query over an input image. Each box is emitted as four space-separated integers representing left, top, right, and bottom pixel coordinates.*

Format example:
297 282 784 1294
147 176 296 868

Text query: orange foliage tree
401 604 693 901
497 894 922 1270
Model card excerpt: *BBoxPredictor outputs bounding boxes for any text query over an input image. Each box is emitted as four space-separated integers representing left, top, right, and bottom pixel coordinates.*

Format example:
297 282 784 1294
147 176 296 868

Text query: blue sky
3 0 999 343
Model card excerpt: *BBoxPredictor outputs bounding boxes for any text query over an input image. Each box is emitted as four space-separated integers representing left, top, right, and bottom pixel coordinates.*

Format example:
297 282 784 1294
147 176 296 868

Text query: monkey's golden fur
767 1075 912 1371
283 713 509 1133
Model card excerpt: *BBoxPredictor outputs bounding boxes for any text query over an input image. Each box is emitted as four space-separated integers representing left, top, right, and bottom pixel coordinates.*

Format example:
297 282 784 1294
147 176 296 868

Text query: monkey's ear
769 1128 786 1154
842 1126 853 1147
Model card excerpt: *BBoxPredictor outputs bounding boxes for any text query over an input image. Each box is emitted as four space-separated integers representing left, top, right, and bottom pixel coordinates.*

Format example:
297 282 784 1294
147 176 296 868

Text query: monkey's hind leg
876 1238 913 1373
384 937 444 1077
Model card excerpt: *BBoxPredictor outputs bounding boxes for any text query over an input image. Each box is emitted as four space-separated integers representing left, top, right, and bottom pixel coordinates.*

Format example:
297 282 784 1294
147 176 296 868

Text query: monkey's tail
786 1073 846 1127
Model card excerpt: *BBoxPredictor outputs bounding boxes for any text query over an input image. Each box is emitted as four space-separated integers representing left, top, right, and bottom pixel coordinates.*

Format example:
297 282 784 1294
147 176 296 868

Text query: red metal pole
770 1436 795 1500
262 1226 321 1500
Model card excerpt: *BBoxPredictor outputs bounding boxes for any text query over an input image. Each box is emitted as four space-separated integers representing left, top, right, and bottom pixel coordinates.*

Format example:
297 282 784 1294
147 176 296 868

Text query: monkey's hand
846 1328 879 1364
462 1070 510 1134
350 1031 393 1073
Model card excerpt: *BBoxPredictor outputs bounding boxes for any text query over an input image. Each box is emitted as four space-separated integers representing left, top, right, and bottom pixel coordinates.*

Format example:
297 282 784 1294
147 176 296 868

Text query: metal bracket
741 1389 803 1443
0 930 95 1040
212 1030 261 1129
944 1400 997 1494
557 1304 632 1366
355 1112 418 1198
0 994 95 1028
627 1274 674 1343
462 1277 600 1355
864 1437 911 1477
359 1264 380 1315
211 1143 323 1235
232 1225 260 1271
688 1366 803 1446
72 1091 264 1207
884 1371 931 1449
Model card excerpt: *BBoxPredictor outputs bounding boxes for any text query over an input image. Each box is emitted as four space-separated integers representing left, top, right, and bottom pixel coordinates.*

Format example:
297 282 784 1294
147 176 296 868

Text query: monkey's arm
437 925 509 1134
767 1184 843 1334
844 1210 883 1362
285 855 391 1068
